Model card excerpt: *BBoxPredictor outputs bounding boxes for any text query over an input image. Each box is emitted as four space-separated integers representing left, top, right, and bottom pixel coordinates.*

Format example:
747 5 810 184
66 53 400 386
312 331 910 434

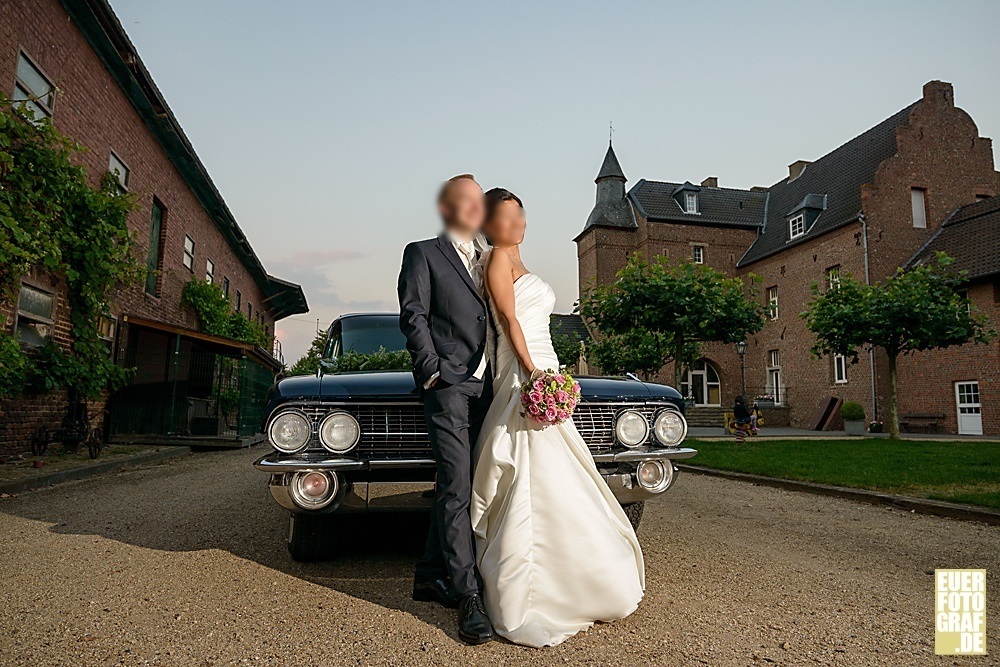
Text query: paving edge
0 447 192 496
677 464 1000 526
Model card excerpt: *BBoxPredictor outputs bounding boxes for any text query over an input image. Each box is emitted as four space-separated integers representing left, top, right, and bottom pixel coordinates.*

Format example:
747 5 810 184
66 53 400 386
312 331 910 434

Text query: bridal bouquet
520 369 582 427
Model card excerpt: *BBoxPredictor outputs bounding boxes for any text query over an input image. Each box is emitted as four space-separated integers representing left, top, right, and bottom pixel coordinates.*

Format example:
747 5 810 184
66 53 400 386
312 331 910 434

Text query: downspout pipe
859 212 877 421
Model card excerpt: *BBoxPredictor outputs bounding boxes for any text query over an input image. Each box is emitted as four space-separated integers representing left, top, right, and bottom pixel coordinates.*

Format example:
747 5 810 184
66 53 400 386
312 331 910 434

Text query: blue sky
109 0 1000 363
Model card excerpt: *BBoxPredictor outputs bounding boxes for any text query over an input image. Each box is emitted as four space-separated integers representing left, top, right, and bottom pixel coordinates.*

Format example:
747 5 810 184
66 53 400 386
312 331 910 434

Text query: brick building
1 0 307 453
576 81 999 435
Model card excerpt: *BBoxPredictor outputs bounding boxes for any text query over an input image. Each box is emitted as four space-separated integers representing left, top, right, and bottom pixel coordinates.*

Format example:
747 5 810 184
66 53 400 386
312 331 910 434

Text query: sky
108 0 1000 364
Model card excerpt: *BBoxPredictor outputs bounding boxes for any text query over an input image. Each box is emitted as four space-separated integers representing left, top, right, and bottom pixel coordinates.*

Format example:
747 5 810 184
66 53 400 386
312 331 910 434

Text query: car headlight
268 411 311 453
318 411 361 454
615 410 649 448
289 471 339 510
653 409 687 446
636 460 674 493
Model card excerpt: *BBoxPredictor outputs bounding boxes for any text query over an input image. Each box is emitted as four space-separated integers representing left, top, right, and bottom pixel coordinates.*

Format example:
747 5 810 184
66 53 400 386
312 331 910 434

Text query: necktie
458 242 481 288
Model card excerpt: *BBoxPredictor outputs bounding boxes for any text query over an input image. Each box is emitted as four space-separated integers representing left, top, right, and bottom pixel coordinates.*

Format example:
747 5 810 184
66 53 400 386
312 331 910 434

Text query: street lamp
734 341 748 401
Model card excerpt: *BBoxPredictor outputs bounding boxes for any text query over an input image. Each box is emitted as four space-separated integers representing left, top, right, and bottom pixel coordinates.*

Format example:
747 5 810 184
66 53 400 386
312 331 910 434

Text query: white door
955 381 983 435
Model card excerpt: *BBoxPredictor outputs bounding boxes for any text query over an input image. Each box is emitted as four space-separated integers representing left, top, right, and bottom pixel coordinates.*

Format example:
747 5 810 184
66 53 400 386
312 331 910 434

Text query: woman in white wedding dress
470 188 645 648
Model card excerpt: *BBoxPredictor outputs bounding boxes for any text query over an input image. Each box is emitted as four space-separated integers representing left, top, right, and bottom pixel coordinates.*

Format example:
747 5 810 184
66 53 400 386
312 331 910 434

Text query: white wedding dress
470 271 645 648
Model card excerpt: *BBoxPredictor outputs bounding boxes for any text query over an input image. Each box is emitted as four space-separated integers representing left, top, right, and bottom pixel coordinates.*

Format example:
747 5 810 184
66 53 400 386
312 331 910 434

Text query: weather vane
609 121 614 145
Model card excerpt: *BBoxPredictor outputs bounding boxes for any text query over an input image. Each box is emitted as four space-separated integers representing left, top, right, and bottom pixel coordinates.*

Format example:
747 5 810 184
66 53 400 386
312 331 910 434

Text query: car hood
269 371 682 403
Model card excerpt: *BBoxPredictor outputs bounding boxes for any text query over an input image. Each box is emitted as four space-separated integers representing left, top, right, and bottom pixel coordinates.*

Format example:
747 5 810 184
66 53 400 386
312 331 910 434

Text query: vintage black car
255 313 697 560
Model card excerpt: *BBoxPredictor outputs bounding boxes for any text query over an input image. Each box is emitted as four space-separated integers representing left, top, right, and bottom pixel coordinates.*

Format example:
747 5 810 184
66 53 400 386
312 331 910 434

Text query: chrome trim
254 453 435 473
635 460 673 493
288 470 339 510
591 446 697 463
318 410 361 454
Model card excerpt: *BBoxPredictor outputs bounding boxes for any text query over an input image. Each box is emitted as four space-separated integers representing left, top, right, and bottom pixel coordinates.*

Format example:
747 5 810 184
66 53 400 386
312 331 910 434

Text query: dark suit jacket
397 233 488 387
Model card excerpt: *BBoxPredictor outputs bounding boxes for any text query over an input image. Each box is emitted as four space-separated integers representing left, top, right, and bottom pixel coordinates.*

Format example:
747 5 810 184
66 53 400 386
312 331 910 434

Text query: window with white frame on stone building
15 282 56 347
767 286 779 320
834 353 847 384
183 235 195 270
13 51 55 121
684 192 698 214
911 188 927 228
789 214 805 239
206 259 215 284
108 151 130 194
692 245 704 264
827 266 841 290
766 349 783 405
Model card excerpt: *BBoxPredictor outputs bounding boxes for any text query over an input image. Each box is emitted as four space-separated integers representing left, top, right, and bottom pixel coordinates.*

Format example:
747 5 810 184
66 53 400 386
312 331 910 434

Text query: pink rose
555 390 569 403
546 394 557 406
557 409 570 421
529 390 543 405
572 382 581 393
567 398 577 409
533 379 544 391
528 404 541 416
544 407 557 421
555 374 566 384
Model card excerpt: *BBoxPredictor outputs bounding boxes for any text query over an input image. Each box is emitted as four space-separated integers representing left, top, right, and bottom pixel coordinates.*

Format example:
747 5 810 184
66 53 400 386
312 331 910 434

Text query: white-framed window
692 245 704 264
13 51 55 121
15 282 56 347
766 349 783 405
767 286 779 320
183 235 195 270
789 214 805 239
108 151 130 194
834 353 848 384
911 188 927 228
827 266 841 290
206 259 215 284
684 192 698 214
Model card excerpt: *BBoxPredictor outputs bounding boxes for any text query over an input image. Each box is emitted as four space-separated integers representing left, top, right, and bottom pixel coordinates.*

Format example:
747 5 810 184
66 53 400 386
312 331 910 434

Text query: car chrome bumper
256 444 697 511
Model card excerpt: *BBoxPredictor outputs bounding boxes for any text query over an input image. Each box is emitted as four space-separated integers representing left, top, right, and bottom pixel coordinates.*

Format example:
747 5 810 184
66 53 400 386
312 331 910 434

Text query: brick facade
0 0 306 454
577 81 1000 435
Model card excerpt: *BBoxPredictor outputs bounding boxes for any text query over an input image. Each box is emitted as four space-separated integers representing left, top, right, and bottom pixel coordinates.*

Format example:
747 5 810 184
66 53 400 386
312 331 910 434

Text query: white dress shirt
423 232 489 388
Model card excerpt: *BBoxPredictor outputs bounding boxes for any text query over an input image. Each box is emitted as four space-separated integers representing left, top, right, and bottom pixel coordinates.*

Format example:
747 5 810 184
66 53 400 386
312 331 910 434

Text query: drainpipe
859 212 877 421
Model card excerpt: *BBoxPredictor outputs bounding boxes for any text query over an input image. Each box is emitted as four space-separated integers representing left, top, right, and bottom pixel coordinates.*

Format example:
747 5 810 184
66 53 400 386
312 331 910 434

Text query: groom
397 173 494 645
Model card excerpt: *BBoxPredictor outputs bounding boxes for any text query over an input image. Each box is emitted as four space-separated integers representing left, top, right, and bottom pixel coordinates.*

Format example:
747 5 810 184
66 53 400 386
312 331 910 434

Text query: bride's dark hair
484 187 523 220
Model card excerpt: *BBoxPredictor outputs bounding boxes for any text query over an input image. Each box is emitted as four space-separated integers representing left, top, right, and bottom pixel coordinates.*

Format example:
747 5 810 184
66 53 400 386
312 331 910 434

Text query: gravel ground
0 446 996 666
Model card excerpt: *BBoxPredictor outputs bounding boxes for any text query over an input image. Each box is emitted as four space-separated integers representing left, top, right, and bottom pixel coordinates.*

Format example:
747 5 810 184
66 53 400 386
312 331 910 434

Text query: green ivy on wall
181 279 270 349
0 97 142 399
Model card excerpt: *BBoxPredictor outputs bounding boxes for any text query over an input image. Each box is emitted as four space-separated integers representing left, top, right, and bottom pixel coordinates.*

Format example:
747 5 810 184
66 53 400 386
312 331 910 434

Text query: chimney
700 177 718 188
788 160 811 181
922 80 954 107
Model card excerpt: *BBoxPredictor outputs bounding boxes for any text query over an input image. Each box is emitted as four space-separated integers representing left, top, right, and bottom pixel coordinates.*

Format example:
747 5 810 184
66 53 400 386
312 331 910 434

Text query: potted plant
840 401 866 436
754 393 776 408
868 420 884 434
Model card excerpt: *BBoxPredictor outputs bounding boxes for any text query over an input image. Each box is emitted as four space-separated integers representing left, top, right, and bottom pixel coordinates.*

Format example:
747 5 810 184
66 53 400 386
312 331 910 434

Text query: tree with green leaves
803 253 994 439
579 254 764 384
288 332 328 376
550 321 587 371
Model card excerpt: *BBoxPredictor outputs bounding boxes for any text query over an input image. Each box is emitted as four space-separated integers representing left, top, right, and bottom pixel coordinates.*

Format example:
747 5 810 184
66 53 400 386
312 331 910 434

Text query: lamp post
735 341 748 401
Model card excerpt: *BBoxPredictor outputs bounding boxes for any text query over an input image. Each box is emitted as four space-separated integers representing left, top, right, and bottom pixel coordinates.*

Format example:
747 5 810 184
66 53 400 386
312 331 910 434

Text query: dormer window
789 214 805 239
684 192 698 214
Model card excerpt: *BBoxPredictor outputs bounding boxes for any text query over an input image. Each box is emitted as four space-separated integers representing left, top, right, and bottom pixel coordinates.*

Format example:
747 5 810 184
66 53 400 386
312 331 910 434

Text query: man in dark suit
397 174 493 645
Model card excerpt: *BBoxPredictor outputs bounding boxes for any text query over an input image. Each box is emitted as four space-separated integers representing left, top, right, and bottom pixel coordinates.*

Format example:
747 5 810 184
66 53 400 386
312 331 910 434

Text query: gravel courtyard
0 446 996 666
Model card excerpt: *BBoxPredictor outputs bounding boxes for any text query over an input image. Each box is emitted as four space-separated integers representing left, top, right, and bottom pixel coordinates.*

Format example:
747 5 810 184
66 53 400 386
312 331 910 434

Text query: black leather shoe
458 594 493 645
412 578 458 609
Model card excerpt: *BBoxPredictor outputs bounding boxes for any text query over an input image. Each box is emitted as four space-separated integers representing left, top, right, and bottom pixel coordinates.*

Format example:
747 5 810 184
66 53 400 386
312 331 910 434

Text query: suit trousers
415 367 493 598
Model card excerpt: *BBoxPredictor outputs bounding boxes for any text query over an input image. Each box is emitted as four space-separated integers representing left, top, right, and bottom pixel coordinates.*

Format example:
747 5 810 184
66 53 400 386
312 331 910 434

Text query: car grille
300 402 667 457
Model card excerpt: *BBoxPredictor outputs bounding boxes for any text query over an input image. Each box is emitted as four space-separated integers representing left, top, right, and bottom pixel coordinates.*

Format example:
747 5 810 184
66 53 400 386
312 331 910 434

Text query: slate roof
907 196 1000 281
584 198 637 231
737 102 918 266
550 314 592 342
596 144 626 181
629 179 767 229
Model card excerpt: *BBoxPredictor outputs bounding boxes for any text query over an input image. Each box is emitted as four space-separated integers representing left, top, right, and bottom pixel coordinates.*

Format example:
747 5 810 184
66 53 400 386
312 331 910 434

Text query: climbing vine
181 279 270 349
0 96 142 399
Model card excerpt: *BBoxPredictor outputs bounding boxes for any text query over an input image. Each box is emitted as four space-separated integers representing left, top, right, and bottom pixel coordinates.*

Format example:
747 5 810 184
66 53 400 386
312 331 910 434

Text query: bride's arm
485 251 535 376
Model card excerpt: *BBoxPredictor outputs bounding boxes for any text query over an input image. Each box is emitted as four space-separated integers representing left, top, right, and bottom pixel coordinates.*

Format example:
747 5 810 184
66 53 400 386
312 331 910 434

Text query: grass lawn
686 438 1000 510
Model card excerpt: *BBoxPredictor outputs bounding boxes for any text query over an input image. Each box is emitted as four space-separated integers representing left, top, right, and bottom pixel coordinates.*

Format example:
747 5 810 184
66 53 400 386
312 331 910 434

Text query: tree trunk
672 334 685 389
887 352 900 439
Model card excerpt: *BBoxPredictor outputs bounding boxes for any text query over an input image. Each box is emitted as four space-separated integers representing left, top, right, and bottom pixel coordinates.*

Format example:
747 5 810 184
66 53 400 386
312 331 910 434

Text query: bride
470 187 645 648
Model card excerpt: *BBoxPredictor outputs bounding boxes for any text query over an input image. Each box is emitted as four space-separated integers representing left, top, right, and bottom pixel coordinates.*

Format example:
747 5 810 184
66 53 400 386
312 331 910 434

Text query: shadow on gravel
0 447 462 640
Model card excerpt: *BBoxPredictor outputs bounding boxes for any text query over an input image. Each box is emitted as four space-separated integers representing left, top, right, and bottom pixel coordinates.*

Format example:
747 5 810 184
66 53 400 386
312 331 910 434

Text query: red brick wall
0 0 279 454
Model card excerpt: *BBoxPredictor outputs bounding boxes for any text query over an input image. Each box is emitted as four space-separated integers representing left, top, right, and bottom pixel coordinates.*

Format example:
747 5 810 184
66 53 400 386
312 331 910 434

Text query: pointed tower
575 142 638 297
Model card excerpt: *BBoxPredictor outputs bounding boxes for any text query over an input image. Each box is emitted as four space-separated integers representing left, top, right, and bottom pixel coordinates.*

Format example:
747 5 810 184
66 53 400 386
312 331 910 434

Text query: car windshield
337 316 407 356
